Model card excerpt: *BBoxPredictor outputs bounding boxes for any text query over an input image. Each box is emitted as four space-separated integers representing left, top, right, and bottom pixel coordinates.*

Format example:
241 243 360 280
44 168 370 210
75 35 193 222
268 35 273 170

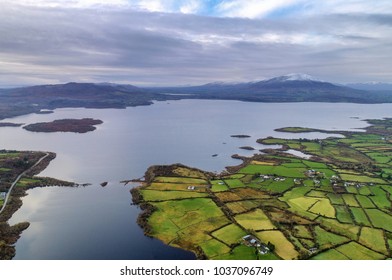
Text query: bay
0 100 391 259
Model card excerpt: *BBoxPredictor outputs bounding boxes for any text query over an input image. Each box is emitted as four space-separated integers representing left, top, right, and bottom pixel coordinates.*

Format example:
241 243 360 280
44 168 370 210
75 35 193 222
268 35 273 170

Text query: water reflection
1 100 391 259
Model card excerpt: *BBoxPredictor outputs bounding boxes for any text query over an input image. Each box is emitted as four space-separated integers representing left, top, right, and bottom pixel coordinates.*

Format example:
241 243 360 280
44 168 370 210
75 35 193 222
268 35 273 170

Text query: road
0 152 49 215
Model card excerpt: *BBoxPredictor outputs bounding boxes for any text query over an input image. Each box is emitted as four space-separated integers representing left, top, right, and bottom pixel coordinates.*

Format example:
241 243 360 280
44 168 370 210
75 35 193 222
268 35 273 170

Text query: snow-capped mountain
285 73 315 81
266 73 321 82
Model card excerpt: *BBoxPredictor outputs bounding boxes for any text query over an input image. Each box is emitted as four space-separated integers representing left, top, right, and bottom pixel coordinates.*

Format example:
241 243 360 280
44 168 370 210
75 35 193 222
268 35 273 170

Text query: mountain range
1 74 392 120
146 74 392 103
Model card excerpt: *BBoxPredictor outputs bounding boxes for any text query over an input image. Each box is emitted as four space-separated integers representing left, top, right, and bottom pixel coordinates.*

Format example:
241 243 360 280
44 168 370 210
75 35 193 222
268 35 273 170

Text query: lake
1 100 391 259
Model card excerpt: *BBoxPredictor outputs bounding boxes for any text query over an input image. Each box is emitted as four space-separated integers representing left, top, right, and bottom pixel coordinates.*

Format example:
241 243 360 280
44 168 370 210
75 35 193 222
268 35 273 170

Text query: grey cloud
0 3 391 87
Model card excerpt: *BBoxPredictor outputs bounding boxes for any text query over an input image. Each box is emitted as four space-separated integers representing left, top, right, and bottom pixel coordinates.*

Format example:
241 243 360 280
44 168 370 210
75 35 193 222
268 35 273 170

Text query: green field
234 209 276 230
334 242 385 260
154 176 207 184
365 209 392 231
383 185 392 195
0 167 11 172
350 207 372 226
302 160 329 169
212 224 246 245
342 194 360 207
345 185 358 194
293 225 313 239
214 245 279 260
239 164 306 178
286 196 320 219
224 173 246 179
200 238 231 258
334 205 353 223
359 227 388 255
148 182 207 192
307 190 327 198
281 186 313 201
314 226 349 249
224 178 245 188
210 180 229 192
339 174 386 184
140 190 208 201
0 152 20 158
316 217 360 240
15 178 41 187
256 230 298 260
366 152 391 164
308 198 335 218
148 198 229 247
327 193 345 205
261 179 294 193
225 200 259 214
369 187 391 209
356 195 376 208
311 249 350 260
358 186 373 196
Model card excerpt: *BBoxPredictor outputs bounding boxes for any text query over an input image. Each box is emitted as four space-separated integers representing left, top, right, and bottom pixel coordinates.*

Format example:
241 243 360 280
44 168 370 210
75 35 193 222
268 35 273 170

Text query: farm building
242 235 271 255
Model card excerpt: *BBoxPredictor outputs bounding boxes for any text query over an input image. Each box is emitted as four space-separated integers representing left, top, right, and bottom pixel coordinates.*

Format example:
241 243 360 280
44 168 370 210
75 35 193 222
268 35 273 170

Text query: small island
239 146 255 150
132 118 392 260
274 127 321 133
231 134 251 138
23 118 103 133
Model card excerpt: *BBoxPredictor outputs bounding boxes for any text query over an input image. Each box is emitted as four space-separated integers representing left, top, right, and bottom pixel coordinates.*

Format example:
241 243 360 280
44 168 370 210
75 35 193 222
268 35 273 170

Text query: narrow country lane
0 152 50 215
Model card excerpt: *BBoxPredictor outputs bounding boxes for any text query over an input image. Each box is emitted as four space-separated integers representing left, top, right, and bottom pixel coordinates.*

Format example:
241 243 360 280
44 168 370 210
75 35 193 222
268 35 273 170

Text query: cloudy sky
1 0 392 87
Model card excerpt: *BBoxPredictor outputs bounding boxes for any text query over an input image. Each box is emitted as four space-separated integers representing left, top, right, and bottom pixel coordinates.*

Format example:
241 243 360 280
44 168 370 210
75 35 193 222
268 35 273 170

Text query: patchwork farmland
133 118 392 260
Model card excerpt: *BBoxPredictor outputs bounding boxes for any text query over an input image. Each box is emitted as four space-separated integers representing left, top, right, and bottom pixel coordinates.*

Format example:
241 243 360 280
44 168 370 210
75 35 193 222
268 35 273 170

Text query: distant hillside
0 82 171 119
346 82 392 91
147 74 392 103
1 82 157 107
1 74 392 120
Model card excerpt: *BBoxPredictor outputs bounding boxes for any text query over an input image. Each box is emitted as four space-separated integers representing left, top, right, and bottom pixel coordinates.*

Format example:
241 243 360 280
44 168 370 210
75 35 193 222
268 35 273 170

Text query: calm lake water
0 100 391 259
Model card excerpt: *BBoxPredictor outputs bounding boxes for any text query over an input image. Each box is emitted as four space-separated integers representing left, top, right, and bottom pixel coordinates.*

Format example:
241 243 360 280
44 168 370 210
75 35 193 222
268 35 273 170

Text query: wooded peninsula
0 150 74 259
